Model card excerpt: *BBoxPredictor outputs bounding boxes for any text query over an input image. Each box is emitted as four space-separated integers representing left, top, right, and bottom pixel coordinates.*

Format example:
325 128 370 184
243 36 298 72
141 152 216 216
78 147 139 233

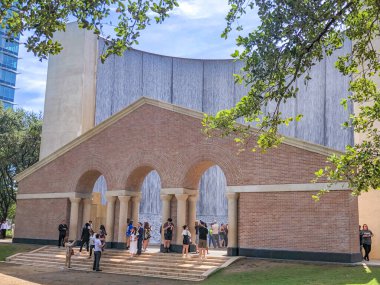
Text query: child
88 230 96 259
64 236 76 268
129 227 137 258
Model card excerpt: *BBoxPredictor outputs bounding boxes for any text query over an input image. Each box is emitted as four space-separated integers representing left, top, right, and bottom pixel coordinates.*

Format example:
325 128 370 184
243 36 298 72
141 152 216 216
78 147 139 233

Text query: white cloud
174 0 230 19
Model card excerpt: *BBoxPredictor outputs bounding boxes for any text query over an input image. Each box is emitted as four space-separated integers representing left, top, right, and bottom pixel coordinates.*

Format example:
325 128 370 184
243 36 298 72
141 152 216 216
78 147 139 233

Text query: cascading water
93 39 353 243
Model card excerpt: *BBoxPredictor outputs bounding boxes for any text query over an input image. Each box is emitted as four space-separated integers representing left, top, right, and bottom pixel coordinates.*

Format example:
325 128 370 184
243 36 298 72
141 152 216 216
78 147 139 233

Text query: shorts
198 239 207 248
195 234 199 244
164 233 172 241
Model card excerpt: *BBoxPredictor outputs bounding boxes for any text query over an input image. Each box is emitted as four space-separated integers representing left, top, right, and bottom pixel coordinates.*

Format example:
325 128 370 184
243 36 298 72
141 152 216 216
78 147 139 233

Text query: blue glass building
0 24 19 109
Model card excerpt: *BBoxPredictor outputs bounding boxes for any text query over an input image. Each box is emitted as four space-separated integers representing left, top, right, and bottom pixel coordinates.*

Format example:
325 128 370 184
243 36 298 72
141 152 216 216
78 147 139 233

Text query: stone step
41 249 229 260
8 259 205 281
26 252 225 266
10 256 212 274
6 246 239 282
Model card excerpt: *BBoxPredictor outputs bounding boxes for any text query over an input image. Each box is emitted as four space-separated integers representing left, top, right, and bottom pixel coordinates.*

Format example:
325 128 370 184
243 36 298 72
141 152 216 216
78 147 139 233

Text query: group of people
160 218 228 259
58 219 107 271
125 219 152 258
360 224 374 261
57 217 228 271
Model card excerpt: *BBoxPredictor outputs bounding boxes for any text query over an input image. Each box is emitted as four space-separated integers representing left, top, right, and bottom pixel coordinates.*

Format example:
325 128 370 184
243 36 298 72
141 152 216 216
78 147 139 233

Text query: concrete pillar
105 196 116 242
160 194 172 241
188 195 198 241
226 192 239 255
82 198 92 227
69 197 81 240
131 195 141 224
118 195 131 243
175 194 188 244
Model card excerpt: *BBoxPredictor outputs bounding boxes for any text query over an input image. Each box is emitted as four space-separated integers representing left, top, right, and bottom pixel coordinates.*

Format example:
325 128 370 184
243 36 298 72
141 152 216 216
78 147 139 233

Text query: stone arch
67 156 116 193
180 143 242 189
119 151 172 189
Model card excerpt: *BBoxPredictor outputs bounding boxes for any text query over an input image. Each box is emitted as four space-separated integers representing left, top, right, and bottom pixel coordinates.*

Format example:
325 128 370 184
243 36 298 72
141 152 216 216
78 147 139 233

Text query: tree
0 104 42 220
0 0 178 62
203 0 380 197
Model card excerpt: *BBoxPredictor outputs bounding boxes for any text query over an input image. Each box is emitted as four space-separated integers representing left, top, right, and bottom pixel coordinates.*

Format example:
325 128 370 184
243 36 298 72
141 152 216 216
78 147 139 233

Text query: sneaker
96 269 102 272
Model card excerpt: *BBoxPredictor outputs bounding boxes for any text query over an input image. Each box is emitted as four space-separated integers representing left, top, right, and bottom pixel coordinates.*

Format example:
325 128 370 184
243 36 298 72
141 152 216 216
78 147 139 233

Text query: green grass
202 260 380 285
0 243 39 261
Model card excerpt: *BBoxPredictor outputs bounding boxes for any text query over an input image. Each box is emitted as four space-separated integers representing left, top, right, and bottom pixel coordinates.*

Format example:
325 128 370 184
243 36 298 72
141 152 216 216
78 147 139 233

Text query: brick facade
14 99 360 262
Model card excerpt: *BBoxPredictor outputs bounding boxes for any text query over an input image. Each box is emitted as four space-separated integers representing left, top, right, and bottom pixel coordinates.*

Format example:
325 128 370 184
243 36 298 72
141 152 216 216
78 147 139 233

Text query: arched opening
73 170 108 239
184 160 228 252
197 165 228 250
139 171 162 244
125 166 162 244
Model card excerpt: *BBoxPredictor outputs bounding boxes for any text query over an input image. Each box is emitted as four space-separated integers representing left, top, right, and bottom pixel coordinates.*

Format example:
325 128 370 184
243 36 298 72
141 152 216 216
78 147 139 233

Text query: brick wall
238 191 358 253
14 198 70 240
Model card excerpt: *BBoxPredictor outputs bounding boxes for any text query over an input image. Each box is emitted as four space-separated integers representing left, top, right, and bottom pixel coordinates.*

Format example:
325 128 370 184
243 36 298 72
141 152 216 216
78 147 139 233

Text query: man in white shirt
93 234 104 271
0 221 7 239
211 221 221 248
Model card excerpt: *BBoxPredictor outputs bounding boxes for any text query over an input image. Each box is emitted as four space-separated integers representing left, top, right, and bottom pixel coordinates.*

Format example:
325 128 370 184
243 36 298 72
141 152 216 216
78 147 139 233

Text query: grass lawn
203 259 380 285
0 243 39 261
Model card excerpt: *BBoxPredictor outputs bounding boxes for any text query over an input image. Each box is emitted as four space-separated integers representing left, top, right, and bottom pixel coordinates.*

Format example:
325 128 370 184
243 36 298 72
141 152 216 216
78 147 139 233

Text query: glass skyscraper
0 21 19 109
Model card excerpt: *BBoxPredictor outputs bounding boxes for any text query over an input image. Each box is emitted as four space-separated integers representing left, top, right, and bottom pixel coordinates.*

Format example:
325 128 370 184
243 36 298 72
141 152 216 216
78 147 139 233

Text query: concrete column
118 195 131 243
160 194 172 241
131 195 141 224
105 196 116 242
82 198 92 227
69 197 81 240
175 194 188 244
188 195 198 241
226 192 239 255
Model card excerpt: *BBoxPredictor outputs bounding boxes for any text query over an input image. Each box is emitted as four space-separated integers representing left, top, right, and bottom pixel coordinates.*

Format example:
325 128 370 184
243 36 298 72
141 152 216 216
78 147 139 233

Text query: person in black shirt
198 221 208 260
58 220 68 248
79 223 91 252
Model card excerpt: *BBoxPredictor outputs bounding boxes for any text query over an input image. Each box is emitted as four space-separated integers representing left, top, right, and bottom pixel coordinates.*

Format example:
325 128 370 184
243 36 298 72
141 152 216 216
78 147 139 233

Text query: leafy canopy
0 0 178 62
0 105 42 220
203 0 380 197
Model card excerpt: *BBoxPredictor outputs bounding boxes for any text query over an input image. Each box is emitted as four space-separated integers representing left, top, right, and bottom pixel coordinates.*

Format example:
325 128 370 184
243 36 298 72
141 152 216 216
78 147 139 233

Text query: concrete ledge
13 238 58 246
227 247 239 256
239 248 362 263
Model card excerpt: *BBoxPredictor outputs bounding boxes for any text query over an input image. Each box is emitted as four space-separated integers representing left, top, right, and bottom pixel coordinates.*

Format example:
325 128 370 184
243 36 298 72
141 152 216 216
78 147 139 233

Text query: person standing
163 218 174 253
58 220 68 248
0 220 7 239
88 230 96 259
93 234 104 271
211 221 220 248
137 222 144 255
362 224 374 261
79 223 91 253
195 221 200 253
182 225 191 258
143 222 151 252
129 227 138 258
64 237 76 268
126 220 133 250
198 221 208 260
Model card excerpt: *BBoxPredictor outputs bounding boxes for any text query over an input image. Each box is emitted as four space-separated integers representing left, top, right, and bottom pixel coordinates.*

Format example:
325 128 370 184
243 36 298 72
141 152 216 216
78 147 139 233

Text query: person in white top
182 225 191 258
211 221 221 248
129 227 138 258
93 234 104 271
0 221 7 239
88 231 96 259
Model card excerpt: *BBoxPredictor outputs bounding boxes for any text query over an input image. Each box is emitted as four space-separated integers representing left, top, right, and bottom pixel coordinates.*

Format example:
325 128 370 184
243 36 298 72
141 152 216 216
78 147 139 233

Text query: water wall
94 39 353 242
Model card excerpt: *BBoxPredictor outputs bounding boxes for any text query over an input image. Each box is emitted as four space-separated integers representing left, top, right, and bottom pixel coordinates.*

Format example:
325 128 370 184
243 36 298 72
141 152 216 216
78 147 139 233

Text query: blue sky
13 0 259 113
